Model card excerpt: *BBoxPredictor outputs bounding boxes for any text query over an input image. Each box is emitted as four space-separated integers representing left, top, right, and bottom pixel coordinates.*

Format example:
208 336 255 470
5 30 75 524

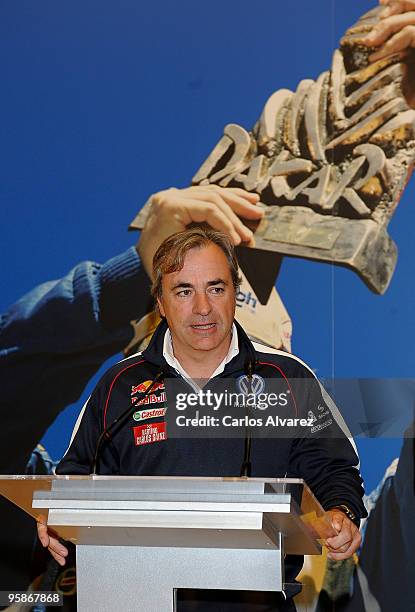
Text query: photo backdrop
1 0 414 491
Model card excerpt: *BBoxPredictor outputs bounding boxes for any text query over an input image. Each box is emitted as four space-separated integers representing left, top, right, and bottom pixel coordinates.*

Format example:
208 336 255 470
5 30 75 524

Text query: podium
0 476 335 611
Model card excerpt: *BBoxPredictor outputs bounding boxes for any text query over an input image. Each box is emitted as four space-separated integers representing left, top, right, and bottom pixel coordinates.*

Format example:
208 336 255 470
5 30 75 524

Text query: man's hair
151 224 241 300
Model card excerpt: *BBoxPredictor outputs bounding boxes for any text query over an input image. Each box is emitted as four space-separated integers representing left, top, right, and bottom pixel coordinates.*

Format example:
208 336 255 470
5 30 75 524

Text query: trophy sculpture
131 6 415 302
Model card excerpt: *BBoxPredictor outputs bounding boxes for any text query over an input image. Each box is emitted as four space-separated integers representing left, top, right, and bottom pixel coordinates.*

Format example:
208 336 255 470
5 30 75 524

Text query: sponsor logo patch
236 374 265 396
311 418 333 434
307 410 317 425
132 391 166 406
133 406 167 422
133 421 167 446
131 380 165 395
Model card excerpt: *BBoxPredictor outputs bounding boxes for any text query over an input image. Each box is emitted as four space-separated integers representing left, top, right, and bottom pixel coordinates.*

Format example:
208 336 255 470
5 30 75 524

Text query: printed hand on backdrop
362 0 415 107
137 185 263 278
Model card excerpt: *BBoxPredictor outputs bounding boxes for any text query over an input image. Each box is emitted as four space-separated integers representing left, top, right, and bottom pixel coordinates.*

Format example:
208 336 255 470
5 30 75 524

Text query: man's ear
157 297 165 318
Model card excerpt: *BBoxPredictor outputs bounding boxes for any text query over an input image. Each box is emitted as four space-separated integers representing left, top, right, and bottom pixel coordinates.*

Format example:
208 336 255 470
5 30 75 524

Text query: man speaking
39 226 366 611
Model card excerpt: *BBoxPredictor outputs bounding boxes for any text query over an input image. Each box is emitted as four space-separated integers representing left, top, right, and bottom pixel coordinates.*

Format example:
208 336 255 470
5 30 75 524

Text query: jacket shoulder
252 342 315 378
96 352 150 387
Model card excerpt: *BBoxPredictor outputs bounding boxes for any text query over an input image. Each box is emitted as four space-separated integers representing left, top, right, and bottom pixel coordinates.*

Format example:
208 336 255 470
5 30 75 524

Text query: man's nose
192 292 212 316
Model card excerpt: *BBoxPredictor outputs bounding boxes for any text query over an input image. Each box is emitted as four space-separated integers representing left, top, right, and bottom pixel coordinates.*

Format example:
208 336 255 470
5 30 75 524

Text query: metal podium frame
0 475 335 611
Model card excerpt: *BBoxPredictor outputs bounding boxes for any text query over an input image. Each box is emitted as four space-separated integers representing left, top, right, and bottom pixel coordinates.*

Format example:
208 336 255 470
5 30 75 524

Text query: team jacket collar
141 318 257 378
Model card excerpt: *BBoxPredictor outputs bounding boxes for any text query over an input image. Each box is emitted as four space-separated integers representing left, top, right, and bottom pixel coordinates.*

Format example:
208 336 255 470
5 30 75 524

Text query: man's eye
210 286 224 294
177 289 192 297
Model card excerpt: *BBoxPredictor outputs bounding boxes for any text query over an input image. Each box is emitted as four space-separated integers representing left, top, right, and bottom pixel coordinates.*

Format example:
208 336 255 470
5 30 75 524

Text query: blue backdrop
1 0 412 490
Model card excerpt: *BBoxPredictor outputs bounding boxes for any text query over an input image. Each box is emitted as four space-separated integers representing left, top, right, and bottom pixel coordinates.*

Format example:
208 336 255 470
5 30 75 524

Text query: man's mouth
190 323 216 330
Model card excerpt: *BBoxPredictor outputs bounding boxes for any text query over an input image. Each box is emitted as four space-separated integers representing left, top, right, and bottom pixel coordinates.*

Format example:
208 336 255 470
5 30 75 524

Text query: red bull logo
136 391 166 406
151 381 165 392
131 380 165 395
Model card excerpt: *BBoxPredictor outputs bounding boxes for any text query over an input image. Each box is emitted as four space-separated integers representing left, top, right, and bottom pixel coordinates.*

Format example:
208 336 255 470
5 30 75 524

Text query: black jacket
57 319 366 598
58 319 365 513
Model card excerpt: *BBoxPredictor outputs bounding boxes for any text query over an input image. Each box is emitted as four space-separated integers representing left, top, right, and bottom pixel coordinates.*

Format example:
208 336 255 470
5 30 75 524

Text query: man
0 185 263 597
39 226 366 611
0 185 262 476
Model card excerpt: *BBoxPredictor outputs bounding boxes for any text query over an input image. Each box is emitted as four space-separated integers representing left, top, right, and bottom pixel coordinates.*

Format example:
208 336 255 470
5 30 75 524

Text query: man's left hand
324 509 361 560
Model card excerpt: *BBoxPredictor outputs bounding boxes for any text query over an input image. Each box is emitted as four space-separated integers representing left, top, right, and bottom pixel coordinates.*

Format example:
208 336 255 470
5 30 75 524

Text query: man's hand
37 516 68 566
137 185 263 278
324 510 361 561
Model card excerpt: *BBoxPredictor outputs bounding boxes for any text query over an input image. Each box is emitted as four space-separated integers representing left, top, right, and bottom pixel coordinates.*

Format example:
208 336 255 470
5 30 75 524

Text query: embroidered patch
133 406 167 422
131 380 165 395
236 373 265 395
133 421 167 446
132 391 166 406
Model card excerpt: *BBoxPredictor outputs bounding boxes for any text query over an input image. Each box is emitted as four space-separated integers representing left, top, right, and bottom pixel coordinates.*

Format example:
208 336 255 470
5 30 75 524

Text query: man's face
157 243 236 358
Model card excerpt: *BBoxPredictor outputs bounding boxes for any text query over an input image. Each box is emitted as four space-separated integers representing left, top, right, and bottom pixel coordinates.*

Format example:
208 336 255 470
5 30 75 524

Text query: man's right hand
137 185 263 278
37 516 68 566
